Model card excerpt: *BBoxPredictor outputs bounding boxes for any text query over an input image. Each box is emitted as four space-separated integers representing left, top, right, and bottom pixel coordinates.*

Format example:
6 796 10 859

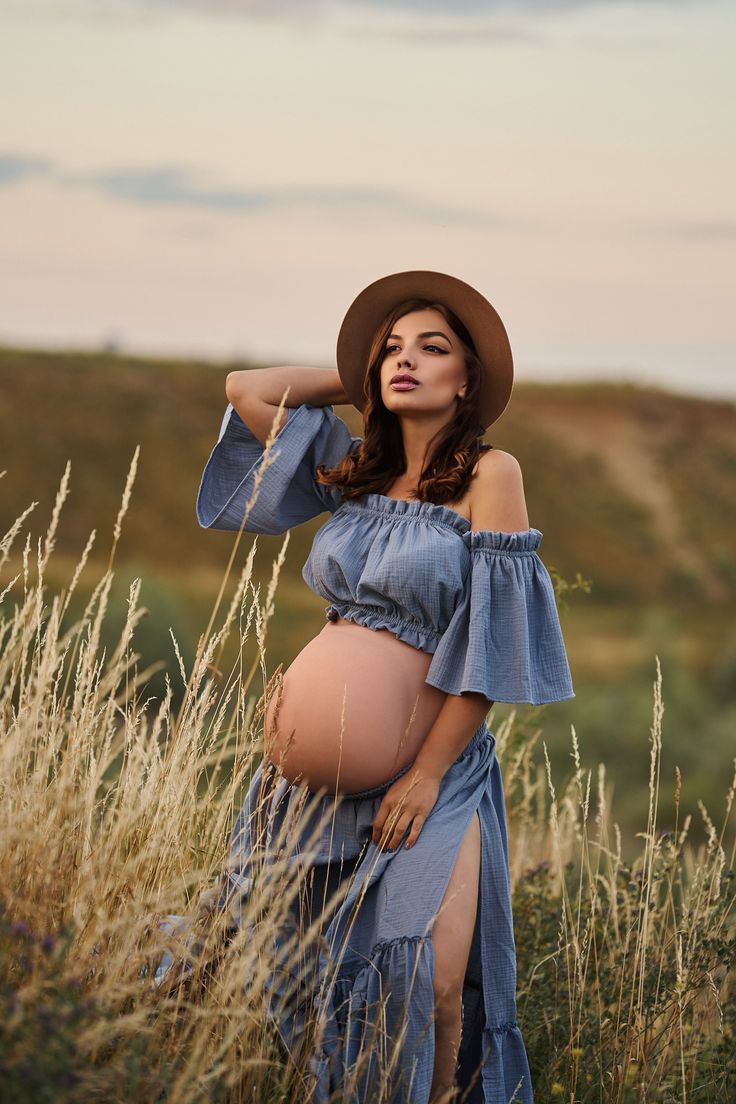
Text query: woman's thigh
431 810 481 1010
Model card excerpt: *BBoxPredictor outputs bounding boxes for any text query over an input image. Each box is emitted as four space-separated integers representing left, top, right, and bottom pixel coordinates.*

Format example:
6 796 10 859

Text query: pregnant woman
195 270 574 1104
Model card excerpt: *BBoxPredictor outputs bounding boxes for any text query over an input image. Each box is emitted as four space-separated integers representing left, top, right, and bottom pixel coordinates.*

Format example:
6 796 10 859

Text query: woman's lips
390 381 420 390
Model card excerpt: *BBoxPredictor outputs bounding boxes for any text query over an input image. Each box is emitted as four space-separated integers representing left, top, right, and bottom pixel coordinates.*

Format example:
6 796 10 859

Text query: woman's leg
429 809 481 1103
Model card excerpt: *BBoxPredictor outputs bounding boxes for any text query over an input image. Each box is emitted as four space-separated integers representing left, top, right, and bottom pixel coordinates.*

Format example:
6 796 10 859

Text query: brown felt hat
335 269 514 431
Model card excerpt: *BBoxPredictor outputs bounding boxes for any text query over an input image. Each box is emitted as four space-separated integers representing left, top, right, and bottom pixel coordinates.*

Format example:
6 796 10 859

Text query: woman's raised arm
226 365 348 409
224 366 351 448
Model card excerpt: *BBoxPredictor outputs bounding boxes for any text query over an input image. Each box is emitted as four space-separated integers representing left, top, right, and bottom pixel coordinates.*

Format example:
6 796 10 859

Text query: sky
1 0 734 400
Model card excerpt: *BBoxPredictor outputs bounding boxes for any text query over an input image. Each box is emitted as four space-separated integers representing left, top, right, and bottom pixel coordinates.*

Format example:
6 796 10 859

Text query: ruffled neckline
342 492 544 551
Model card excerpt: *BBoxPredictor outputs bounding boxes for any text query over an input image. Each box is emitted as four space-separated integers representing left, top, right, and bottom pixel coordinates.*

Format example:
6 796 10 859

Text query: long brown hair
316 298 494 505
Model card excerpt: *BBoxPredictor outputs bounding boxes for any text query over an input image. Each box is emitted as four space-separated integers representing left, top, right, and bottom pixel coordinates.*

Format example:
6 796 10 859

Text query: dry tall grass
0 444 734 1104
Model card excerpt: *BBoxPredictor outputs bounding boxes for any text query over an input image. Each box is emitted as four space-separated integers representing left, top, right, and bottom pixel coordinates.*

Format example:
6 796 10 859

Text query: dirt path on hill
524 397 728 602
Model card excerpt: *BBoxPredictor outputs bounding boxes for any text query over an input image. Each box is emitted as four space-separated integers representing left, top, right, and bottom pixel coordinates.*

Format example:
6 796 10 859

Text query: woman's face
379 307 467 420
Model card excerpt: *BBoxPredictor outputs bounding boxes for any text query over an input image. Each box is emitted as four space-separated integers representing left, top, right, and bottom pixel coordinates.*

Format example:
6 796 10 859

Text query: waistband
324 601 442 652
339 719 491 800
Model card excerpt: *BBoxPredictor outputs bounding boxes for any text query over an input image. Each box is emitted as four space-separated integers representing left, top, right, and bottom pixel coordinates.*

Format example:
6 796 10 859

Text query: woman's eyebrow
387 331 453 346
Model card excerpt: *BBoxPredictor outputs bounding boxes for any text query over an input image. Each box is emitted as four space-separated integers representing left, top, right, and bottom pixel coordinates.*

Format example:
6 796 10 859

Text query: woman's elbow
225 369 257 404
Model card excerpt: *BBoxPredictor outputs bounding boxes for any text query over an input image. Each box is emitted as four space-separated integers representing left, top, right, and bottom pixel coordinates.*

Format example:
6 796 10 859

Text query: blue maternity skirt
216 720 534 1104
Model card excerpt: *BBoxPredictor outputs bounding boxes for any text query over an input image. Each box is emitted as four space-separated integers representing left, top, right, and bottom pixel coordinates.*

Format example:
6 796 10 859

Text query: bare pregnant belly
263 617 448 795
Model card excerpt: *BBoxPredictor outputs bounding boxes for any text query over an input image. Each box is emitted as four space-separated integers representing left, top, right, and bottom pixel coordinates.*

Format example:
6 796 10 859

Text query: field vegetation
0 442 733 1101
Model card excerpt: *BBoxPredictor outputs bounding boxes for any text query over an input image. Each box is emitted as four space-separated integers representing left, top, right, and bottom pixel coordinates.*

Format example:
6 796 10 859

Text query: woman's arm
224 366 351 448
226 365 349 408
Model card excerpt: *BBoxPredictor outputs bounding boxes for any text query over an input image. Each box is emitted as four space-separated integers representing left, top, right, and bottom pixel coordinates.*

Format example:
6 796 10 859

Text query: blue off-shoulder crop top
196 401 575 706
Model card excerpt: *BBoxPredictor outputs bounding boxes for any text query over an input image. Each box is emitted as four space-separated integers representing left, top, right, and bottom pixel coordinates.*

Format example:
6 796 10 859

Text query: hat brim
335 269 514 431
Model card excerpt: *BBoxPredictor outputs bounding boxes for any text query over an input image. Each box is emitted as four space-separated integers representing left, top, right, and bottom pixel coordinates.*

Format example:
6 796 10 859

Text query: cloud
5 0 711 24
78 164 512 225
650 219 736 241
5 0 330 21
348 0 702 11
168 0 707 13
0 153 56 185
346 19 544 42
0 151 510 226
71 164 272 212
6 152 731 242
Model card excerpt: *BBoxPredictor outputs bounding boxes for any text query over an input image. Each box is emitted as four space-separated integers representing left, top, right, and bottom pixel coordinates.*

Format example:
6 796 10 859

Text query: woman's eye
384 344 443 354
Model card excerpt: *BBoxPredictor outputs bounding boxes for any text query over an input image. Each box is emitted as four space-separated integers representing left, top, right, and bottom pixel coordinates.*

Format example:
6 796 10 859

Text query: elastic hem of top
338 719 491 801
324 602 441 652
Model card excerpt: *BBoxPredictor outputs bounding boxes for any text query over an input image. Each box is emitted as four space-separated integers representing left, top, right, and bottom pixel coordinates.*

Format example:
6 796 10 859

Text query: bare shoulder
469 448 530 531
474 447 523 478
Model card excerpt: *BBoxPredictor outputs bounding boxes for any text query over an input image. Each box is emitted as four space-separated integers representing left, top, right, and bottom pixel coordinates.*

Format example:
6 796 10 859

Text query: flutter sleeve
424 527 575 705
196 401 361 535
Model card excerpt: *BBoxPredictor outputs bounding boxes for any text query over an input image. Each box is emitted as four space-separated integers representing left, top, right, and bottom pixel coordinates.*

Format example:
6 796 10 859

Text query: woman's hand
371 767 442 852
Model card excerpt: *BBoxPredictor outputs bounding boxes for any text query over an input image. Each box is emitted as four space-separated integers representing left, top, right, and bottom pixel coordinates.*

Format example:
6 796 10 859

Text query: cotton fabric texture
193 401 576 1103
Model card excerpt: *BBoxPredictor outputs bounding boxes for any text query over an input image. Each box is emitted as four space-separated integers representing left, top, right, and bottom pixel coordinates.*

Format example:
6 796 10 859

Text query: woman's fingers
373 801 397 846
371 803 390 845
382 810 415 851
404 815 425 849
373 794 402 842
373 807 425 851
